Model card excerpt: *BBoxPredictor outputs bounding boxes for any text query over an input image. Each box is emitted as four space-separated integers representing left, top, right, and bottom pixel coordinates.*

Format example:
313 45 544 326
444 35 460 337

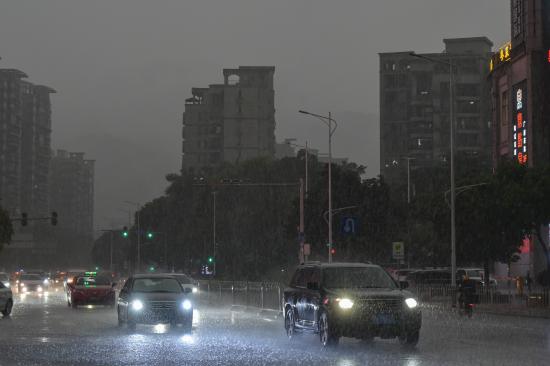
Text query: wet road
1 291 549 366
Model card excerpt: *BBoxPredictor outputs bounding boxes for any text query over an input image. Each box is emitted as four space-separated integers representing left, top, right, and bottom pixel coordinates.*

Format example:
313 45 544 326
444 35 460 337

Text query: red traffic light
330 248 336 255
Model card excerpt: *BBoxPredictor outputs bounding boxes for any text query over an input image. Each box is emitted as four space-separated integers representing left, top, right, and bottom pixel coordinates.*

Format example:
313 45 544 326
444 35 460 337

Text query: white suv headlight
182 299 192 311
337 298 354 309
405 298 418 309
131 300 144 311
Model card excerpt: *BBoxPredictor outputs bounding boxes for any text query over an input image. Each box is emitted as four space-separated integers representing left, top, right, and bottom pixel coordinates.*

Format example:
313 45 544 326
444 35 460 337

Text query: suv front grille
357 298 402 313
148 301 176 310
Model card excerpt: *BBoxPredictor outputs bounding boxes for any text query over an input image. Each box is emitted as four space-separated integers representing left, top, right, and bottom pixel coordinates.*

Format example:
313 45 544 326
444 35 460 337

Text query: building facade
182 66 276 172
0 69 27 214
49 150 95 239
379 38 493 196
490 0 550 277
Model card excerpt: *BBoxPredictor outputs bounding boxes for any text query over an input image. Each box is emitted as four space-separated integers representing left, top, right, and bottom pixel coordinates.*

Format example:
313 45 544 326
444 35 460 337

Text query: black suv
283 262 422 347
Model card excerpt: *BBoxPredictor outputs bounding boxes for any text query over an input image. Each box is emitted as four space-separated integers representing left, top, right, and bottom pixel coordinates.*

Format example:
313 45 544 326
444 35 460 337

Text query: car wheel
182 316 193 333
117 306 125 327
284 307 296 340
399 330 420 347
2 299 13 317
71 297 78 309
319 312 339 347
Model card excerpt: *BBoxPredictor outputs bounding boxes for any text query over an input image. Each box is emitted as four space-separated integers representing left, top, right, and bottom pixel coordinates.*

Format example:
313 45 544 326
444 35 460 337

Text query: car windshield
21 274 42 281
132 278 182 293
76 276 110 286
0 274 8 281
323 267 397 289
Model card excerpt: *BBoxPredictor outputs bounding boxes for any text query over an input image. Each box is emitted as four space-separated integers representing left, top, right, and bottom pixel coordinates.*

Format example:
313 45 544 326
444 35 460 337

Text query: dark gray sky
0 0 509 230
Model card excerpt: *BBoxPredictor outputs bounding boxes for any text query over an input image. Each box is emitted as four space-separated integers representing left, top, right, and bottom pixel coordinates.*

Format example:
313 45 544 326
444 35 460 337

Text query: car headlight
192 287 198 294
182 299 192 311
37 286 43 292
337 298 354 310
131 300 144 311
43 279 49 285
405 298 418 309
4 282 9 287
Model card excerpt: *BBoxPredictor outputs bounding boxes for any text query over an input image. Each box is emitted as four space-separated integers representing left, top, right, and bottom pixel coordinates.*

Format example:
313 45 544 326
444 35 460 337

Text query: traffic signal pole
212 191 217 277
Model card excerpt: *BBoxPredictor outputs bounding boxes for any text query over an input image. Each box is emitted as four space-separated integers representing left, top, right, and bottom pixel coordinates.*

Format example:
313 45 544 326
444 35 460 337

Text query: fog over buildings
0 1 510 231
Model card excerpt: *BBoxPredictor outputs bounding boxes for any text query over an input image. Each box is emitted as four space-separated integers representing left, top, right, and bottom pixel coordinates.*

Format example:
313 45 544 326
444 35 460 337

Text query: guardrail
195 280 550 310
410 284 550 307
197 280 283 312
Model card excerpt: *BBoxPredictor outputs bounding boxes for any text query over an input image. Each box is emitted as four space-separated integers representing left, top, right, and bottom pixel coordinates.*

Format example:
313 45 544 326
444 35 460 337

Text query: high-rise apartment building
182 66 276 172
0 69 27 214
49 150 95 239
20 82 56 217
379 38 493 194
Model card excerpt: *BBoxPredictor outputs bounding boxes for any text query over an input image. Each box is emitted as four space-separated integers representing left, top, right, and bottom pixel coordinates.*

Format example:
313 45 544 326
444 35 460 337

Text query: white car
0 272 10 288
18 273 48 293
0 281 13 316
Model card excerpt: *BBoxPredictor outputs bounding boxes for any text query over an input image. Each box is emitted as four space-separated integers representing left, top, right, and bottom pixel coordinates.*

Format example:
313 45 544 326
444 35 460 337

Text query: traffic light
146 231 154 239
149 266 155 272
208 256 214 264
121 226 129 238
21 212 28 226
51 212 58 226
330 248 336 255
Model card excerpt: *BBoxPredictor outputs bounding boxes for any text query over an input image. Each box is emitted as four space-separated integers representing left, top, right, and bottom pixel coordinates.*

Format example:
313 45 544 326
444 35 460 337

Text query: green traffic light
208 256 214 263
149 266 155 272
147 232 154 239
122 232 128 238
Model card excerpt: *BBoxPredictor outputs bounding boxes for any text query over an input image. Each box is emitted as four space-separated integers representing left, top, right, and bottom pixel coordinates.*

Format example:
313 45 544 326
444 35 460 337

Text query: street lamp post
99 229 115 271
124 201 141 273
299 110 338 263
212 191 217 276
409 52 456 305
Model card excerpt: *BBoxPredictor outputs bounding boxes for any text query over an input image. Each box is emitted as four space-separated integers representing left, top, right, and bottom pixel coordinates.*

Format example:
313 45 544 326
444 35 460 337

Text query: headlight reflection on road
180 334 195 344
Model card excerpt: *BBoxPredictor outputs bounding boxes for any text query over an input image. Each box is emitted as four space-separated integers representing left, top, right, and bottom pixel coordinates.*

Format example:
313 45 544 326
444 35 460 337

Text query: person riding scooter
458 274 477 317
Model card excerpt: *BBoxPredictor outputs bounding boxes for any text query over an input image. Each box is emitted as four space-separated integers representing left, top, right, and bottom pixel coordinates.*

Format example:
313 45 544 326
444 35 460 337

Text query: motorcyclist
458 274 477 311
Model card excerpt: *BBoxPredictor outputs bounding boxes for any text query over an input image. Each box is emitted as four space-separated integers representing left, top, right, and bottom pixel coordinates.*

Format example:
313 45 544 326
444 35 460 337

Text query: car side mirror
183 287 192 294
306 282 319 290
400 281 409 289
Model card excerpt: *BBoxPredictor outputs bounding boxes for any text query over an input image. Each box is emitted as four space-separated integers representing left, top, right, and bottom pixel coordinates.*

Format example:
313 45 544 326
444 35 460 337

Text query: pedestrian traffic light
147 231 154 239
208 256 214 264
121 227 129 238
21 212 28 226
51 211 58 226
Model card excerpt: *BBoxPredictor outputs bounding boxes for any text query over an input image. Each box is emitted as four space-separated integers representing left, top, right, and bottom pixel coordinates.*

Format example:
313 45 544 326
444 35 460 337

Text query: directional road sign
341 216 359 235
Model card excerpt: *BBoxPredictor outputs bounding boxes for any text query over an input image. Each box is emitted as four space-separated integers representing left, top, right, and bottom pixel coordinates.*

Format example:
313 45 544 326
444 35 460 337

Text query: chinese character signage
512 81 528 165
489 42 512 72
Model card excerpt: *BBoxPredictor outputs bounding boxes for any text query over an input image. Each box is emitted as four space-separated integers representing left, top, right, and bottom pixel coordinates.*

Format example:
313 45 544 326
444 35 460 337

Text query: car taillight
323 297 330 305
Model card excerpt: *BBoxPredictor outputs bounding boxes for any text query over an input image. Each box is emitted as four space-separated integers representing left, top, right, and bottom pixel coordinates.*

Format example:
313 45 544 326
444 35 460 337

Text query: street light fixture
409 51 457 305
299 109 338 263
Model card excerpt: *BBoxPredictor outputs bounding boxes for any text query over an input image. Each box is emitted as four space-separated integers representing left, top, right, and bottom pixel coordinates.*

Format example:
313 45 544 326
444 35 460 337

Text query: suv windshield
132 278 182 293
323 267 397 289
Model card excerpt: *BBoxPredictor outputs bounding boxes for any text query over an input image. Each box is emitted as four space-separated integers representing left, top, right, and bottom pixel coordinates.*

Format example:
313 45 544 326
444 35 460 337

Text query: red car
67 273 116 308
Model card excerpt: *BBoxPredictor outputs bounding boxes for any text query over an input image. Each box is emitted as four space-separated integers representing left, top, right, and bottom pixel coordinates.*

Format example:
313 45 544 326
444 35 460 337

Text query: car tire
319 312 339 347
71 297 78 309
117 306 125 327
182 317 192 333
2 299 13 317
399 330 420 347
284 307 296 340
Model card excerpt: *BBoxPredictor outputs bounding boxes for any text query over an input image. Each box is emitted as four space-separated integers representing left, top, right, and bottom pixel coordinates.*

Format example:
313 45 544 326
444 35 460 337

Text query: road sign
392 242 405 260
303 243 311 256
341 216 359 235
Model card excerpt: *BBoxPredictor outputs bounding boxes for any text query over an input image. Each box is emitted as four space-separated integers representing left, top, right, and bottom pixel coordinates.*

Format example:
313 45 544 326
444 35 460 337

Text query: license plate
373 314 395 325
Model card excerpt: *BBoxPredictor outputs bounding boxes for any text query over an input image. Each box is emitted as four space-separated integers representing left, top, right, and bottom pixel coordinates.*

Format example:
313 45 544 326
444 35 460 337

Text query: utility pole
299 178 305 263
212 191 217 277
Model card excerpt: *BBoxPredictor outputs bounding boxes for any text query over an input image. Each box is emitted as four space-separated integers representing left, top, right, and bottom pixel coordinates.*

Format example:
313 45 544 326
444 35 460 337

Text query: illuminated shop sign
489 42 512 72
512 82 528 165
